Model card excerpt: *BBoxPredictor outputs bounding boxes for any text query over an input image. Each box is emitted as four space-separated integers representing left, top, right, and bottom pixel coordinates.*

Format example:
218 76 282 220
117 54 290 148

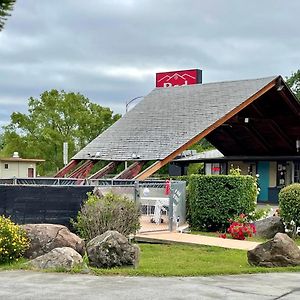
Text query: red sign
156 69 202 88
212 167 220 172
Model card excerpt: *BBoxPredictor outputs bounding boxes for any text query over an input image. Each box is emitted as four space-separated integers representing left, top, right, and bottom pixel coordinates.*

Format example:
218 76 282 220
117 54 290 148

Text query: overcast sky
0 0 299 128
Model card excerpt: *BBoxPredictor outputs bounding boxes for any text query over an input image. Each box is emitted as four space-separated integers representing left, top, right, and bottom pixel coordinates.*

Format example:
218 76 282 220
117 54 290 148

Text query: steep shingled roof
73 76 278 161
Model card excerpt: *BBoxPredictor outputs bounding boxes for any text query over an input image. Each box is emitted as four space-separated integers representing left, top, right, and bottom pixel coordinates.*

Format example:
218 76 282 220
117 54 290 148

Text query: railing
0 177 181 187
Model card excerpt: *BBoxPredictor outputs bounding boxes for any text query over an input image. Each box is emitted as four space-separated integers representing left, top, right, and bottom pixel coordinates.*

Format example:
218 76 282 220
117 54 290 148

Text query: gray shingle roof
73 76 278 161
175 149 224 161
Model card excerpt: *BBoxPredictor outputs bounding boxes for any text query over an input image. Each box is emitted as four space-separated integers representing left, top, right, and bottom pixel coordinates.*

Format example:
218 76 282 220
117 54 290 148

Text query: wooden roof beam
241 124 271 153
114 161 145 179
219 125 247 154
54 159 80 178
88 161 119 179
78 161 97 179
251 103 295 151
68 160 94 178
134 161 161 180
268 120 295 151
278 89 300 117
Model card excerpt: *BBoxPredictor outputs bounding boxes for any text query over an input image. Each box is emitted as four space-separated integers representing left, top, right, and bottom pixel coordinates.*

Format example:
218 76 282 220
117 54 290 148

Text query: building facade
171 149 300 203
0 153 44 178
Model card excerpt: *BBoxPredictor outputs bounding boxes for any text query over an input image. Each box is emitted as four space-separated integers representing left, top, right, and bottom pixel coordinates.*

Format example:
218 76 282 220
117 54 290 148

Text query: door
257 161 269 202
27 168 34 178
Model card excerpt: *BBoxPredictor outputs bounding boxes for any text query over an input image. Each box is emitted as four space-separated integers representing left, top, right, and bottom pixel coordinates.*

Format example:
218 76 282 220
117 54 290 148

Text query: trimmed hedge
279 183 300 227
188 175 257 231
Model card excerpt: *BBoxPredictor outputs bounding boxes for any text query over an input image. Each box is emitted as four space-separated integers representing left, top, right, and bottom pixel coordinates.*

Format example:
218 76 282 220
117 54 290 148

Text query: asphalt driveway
1 270 300 299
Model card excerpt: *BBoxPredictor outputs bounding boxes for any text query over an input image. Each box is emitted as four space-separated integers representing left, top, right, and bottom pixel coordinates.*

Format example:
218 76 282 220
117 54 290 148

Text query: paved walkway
1 270 300 299
135 231 260 250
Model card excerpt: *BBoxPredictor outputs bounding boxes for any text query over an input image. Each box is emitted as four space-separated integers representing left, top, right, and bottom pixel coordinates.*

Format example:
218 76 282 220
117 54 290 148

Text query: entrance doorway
257 161 269 202
27 168 34 178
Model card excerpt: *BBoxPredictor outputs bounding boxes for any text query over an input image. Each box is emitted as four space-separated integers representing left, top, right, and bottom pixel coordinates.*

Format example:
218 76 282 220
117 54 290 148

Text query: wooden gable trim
135 78 277 180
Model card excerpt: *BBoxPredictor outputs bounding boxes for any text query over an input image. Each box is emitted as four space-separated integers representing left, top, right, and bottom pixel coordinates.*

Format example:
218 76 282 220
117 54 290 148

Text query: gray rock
86 230 140 268
28 247 83 270
248 233 300 267
22 224 85 259
254 216 285 239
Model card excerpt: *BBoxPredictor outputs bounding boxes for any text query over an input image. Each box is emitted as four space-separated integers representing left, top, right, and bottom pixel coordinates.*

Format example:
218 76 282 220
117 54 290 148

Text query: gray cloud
0 0 299 128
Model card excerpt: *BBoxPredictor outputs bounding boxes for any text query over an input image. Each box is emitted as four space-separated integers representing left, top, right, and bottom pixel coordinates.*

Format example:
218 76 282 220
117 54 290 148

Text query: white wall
0 161 36 178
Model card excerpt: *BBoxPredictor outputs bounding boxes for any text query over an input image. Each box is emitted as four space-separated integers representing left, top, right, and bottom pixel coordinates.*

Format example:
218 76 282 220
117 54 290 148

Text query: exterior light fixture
125 96 144 113
132 152 137 159
244 117 249 123
277 85 284 92
296 139 300 153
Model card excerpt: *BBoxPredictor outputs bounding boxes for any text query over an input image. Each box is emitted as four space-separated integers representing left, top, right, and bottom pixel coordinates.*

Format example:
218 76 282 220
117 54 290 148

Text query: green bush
73 192 141 241
279 183 300 228
0 216 29 264
188 175 257 231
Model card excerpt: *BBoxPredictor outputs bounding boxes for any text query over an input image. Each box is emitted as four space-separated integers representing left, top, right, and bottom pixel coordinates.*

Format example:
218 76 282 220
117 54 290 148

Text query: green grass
2 243 300 276
0 258 29 271
89 243 300 276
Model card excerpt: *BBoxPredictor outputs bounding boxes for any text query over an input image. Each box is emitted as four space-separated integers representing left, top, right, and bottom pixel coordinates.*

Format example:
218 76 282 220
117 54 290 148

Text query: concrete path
1 270 300 299
135 231 260 250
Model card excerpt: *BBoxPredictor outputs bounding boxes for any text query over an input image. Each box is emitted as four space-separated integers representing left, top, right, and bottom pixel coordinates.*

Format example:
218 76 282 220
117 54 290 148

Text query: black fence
0 179 185 229
0 185 93 227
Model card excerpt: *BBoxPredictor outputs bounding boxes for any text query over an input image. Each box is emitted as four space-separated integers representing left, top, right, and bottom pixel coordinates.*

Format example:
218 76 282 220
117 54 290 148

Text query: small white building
0 152 45 178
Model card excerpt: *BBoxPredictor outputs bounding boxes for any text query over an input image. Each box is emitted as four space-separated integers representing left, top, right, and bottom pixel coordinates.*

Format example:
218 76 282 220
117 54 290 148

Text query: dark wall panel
0 186 93 227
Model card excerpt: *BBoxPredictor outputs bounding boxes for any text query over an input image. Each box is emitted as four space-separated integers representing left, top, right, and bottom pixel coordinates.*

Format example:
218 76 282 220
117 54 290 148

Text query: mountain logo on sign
157 73 196 83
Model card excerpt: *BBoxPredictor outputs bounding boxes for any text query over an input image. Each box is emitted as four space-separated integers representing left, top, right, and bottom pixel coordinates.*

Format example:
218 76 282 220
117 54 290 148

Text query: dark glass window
294 161 300 183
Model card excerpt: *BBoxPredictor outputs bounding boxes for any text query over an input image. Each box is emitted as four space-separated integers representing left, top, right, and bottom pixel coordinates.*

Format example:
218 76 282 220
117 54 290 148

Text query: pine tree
0 0 16 31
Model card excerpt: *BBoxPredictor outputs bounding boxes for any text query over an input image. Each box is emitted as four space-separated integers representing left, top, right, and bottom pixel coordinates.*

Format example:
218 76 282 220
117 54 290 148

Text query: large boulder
86 230 140 268
28 247 83 270
254 216 285 239
248 233 300 267
22 224 85 259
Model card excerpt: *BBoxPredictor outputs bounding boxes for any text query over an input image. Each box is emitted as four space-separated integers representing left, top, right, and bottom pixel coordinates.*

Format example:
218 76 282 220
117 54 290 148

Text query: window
4 163 8 169
277 162 287 186
294 161 300 183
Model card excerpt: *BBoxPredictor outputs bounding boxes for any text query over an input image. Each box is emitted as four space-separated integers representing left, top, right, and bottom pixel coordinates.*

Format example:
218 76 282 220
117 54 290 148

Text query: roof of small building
175 149 224 161
73 76 278 161
0 158 45 162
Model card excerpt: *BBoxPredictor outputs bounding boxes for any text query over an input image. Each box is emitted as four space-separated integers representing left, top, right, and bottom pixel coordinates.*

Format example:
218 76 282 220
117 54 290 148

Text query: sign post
63 142 68 166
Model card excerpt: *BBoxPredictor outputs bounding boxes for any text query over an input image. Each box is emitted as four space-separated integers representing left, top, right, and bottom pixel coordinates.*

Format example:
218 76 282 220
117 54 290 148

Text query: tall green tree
286 70 300 100
0 0 16 31
1 90 121 174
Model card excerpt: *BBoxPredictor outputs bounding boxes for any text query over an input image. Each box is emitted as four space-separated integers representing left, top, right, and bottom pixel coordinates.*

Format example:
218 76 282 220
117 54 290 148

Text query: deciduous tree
1 90 121 174
286 70 300 100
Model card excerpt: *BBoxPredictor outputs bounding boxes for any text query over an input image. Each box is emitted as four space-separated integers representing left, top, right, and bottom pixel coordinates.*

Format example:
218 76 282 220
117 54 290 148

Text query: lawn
2 243 300 276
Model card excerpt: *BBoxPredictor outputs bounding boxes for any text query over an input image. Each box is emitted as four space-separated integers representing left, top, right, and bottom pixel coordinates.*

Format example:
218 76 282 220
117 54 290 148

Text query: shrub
279 183 300 228
188 175 257 231
73 192 141 241
0 215 29 264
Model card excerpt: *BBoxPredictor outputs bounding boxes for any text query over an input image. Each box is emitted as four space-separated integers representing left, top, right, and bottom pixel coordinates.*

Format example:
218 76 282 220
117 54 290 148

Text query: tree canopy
286 70 300 100
1 90 121 175
0 0 16 31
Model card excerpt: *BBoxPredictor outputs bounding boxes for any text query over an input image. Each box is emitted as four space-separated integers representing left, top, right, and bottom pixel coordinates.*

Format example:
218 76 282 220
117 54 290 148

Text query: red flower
226 220 256 240
219 233 227 239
